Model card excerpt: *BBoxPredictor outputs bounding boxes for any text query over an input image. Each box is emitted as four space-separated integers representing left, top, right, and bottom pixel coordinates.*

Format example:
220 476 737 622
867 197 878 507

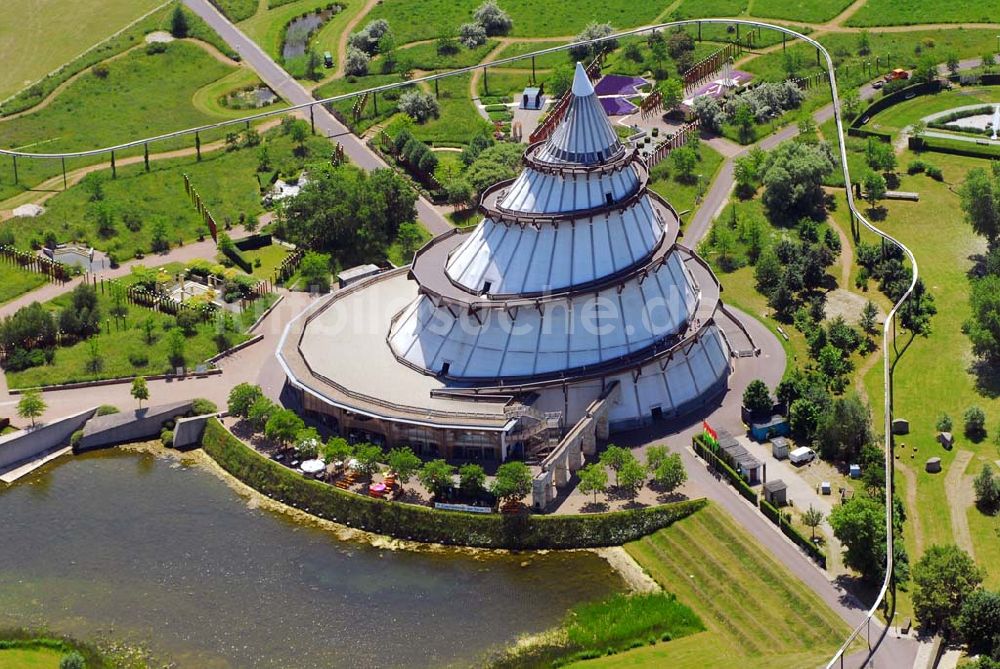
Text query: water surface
0 450 623 668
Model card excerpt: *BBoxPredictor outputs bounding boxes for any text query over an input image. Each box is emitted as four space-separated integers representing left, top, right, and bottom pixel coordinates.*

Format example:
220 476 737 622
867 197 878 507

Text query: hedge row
201 419 707 549
759 499 827 569
910 135 1000 159
850 80 943 130
691 434 758 505
847 127 892 142
220 243 253 273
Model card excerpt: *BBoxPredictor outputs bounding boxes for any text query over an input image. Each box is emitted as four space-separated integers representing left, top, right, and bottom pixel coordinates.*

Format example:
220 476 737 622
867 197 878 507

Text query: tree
965 406 987 441
305 49 322 81
60 652 86 669
816 393 873 462
16 389 45 427
692 94 723 133
265 409 306 447
645 445 669 472
227 383 264 419
165 328 186 369
761 141 834 223
659 78 683 112
170 5 189 38
130 376 149 409
829 495 908 585
863 170 887 210
473 0 512 35
651 453 686 494
568 22 617 62
734 103 755 143
459 22 487 48
398 90 440 123
865 138 896 173
841 87 862 120
913 544 984 633
577 463 608 504
397 222 424 261
247 396 277 432
946 52 961 75
492 461 532 506
960 167 1000 247
600 444 632 487
974 464 1000 513
459 463 487 497
957 589 1000 657
618 457 647 502
857 30 871 56
742 379 772 415
298 251 331 292
295 427 321 459
670 146 697 183
418 459 455 498
387 447 421 488
344 46 370 76
860 300 879 336
936 413 953 433
967 275 1000 360
445 179 475 209
289 120 309 155
353 442 383 478
802 505 825 541
985 52 997 72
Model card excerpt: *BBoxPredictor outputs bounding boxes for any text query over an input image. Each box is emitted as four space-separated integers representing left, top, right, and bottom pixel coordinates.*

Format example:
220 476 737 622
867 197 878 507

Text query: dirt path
828 0 870 27
470 40 511 101
945 450 976 557
334 0 381 78
0 117 281 217
897 463 925 555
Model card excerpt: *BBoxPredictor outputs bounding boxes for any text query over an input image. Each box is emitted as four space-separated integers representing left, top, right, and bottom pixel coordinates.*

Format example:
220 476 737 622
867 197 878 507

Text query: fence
691 433 758 505
0 244 71 283
274 248 305 284
683 42 741 89
183 173 218 242
760 498 828 568
646 121 700 169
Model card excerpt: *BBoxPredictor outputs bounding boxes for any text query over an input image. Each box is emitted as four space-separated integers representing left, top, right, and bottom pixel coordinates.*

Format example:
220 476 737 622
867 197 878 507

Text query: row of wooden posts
183 173 219 242
274 248 305 285
0 244 70 283
645 121 701 169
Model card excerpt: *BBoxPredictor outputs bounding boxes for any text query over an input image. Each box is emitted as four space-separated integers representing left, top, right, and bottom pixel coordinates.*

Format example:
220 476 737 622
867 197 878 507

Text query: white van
789 447 816 465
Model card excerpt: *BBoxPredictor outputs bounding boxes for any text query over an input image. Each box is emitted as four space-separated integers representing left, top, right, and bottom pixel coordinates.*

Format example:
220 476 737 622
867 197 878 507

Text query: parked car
884 68 909 82
789 446 816 465
323 51 334 68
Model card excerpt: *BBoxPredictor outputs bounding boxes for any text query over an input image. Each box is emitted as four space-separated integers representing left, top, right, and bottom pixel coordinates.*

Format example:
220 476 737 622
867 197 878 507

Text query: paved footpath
182 0 452 236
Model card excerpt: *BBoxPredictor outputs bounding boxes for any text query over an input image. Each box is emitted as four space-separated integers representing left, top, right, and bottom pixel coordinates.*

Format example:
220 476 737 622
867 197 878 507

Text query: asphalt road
182 0 452 236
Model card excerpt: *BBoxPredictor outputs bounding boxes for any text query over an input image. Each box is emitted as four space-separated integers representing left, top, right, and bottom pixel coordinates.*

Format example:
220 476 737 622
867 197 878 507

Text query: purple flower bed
594 74 648 96
600 97 638 116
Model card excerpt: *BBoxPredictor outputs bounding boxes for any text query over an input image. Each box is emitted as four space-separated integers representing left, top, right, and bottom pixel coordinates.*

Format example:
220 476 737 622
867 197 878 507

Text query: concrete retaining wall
173 414 216 449
0 407 97 474
77 401 193 451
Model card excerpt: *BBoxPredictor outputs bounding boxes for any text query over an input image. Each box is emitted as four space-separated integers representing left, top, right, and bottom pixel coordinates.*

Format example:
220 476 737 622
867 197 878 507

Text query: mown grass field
863 88 1000 137
239 0 344 61
858 150 1000 591
570 504 849 667
672 0 748 20
0 263 47 305
0 647 63 668
846 0 1000 26
362 0 664 44
749 0 853 23
0 0 164 101
5 286 249 389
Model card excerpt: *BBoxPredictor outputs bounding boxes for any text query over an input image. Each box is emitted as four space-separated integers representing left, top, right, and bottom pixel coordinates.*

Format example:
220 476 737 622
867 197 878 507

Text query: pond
0 449 624 668
282 9 337 61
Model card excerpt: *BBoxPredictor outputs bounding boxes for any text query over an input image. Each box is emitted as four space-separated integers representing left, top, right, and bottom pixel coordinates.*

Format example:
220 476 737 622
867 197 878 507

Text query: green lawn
391 40 498 72
190 66 288 118
577 504 849 668
0 0 163 101
361 0 664 44
864 87 1000 138
860 150 1000 592
0 40 242 199
2 130 331 261
672 0 748 19
5 287 249 389
749 0 853 23
648 143 724 224
847 0 1000 26
0 647 63 669
212 0 260 22
0 263 46 305
243 242 291 278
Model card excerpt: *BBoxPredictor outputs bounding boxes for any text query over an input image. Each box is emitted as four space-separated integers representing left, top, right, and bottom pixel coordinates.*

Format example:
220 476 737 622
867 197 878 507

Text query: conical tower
388 63 734 424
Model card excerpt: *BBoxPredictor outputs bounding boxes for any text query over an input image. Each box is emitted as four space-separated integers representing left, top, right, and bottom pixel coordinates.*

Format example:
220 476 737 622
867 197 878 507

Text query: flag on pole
702 421 718 447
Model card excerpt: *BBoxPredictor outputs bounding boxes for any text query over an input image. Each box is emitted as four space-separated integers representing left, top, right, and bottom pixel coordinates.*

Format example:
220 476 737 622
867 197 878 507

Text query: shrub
473 0 512 35
191 398 218 416
201 419 707 548
398 90 440 123
160 429 174 448
96 405 119 416
907 160 927 174
70 429 84 448
146 41 168 55
59 652 86 669
965 406 987 440
925 165 944 181
344 46 370 76
128 351 149 367
459 22 487 48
